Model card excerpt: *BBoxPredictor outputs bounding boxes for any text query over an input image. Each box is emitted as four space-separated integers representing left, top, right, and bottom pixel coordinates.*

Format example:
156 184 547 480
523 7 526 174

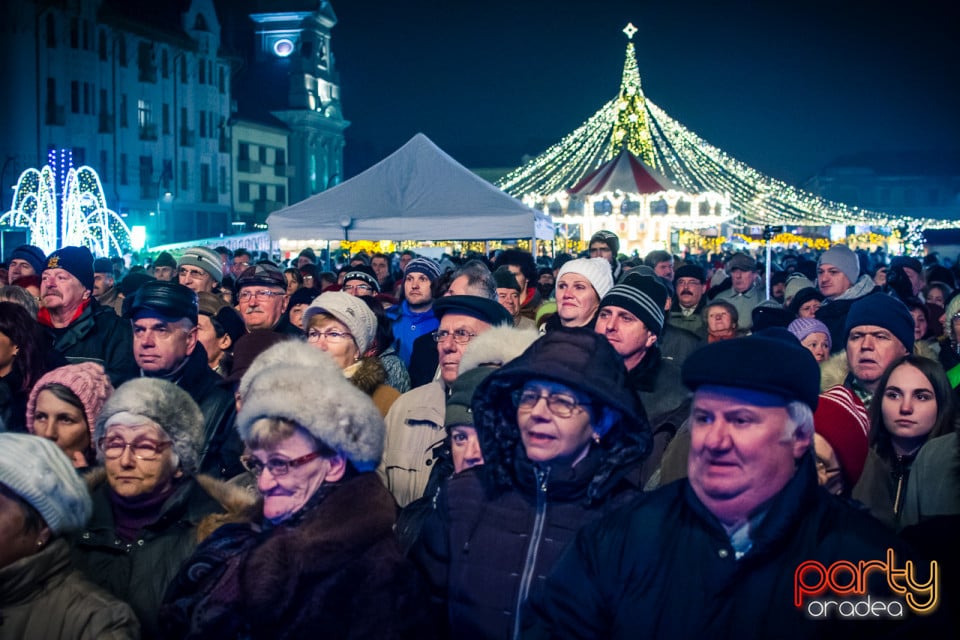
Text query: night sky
320 0 958 185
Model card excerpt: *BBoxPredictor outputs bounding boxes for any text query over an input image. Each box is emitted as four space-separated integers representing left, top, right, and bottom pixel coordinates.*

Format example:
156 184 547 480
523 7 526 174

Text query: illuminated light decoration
273 38 295 57
0 150 133 255
497 27 958 241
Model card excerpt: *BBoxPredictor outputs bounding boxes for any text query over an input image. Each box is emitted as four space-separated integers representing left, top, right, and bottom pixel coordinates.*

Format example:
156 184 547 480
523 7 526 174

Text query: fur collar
348 357 387 396
820 351 849 390
458 325 540 375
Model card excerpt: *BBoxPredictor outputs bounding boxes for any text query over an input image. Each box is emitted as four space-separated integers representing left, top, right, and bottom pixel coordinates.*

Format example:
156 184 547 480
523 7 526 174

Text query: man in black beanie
589 230 622 281
527 328 934 638
596 274 689 485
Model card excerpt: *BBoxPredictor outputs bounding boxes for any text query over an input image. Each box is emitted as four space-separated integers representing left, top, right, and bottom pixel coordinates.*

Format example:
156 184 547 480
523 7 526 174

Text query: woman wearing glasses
412 328 651 639
161 349 428 638
302 291 400 416
72 378 251 639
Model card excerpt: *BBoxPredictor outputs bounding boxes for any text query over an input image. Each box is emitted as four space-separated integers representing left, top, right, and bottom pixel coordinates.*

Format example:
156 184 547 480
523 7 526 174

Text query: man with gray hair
527 329 932 637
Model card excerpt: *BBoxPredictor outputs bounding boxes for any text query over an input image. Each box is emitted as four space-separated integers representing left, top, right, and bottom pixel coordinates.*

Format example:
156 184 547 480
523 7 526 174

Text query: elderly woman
543 258 613 331
26 362 113 469
412 328 651 638
704 299 740 342
71 378 251 639
162 348 428 638
0 433 139 639
303 291 400 416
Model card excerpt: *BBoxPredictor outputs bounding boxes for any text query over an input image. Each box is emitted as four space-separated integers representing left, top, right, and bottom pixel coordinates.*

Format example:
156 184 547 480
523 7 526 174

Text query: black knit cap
589 230 620 256
493 266 521 292
153 251 177 269
599 273 667 335
44 246 95 291
682 327 820 410
674 264 706 282
342 265 380 293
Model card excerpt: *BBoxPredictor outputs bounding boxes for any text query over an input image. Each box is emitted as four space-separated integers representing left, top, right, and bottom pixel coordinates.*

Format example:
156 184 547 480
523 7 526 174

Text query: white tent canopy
267 133 554 242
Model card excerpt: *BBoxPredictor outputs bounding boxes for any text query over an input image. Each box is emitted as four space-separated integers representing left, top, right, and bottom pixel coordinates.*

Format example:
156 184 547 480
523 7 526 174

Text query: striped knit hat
599 273 667 335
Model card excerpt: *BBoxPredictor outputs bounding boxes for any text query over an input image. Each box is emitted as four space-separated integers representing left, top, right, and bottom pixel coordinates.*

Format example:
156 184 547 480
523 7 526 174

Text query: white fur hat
95 378 204 474
302 291 378 354
237 362 385 471
0 433 93 534
557 257 614 298
237 340 341 402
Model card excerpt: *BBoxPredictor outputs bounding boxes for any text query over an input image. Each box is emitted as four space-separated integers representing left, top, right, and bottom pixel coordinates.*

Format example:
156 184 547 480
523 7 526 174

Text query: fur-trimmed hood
347 356 388 397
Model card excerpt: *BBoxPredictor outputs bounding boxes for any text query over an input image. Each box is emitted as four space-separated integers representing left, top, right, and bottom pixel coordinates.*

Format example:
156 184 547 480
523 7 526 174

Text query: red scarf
38 297 91 328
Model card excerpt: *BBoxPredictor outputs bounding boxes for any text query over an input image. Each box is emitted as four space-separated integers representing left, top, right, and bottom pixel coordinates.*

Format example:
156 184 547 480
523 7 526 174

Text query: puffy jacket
71 471 252 639
42 300 138 387
0 538 140 640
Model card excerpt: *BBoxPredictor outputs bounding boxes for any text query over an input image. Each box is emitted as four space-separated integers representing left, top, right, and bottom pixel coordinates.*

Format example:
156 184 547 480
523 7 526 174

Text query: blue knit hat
844 293 915 353
10 244 46 274
404 257 442 282
44 246 95 291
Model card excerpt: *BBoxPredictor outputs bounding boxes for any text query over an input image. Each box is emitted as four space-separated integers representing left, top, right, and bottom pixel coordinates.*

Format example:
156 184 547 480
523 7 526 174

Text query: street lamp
339 216 352 242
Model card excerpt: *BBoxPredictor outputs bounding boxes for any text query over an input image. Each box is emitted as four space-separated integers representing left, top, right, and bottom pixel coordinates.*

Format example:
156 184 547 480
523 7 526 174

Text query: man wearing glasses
235 263 300 335
340 265 380 298
379 296 512 507
177 246 223 295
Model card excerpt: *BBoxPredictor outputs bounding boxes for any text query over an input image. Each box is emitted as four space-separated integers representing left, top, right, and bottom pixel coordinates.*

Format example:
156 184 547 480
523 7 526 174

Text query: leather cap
125 280 199 325
434 295 513 327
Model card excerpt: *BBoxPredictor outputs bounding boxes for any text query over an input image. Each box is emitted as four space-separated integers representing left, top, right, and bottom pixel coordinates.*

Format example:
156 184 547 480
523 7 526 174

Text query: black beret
493 266 521 292
681 328 820 410
433 295 513 327
125 280 199 325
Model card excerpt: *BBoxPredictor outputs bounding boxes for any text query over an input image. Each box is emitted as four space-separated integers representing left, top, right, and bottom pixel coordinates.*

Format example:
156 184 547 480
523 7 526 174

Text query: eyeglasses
343 283 374 294
98 437 173 461
239 451 322 476
178 267 209 280
307 329 353 343
432 329 478 345
238 289 285 302
512 388 590 418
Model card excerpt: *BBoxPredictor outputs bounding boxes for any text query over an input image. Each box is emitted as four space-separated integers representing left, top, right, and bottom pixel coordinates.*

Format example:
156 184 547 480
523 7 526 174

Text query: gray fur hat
95 378 205 474
237 340 341 402
237 363 385 472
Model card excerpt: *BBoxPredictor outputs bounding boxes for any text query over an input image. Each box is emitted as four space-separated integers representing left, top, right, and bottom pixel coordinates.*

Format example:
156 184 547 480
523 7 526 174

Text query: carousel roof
568 147 676 196
497 26 952 230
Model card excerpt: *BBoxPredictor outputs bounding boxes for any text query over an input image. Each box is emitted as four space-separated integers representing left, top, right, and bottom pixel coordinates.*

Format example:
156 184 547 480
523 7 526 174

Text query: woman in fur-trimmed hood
161 348 430 640
410 328 651 639
70 378 255 640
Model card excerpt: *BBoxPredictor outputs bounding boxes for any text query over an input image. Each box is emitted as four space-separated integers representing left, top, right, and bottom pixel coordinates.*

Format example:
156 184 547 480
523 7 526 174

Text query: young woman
852 355 956 528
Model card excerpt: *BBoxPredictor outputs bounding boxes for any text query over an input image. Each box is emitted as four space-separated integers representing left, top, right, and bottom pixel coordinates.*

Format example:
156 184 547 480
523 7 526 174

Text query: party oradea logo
794 549 939 619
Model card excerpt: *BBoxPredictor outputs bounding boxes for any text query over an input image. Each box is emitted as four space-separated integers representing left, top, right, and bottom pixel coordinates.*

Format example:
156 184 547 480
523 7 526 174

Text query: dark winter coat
0 538 140 640
525 455 938 639
42 299 138 387
161 473 430 640
71 471 251 639
815 277 880 354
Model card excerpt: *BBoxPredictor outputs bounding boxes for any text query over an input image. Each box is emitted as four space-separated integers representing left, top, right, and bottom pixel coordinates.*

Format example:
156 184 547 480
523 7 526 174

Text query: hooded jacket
815 274 880 353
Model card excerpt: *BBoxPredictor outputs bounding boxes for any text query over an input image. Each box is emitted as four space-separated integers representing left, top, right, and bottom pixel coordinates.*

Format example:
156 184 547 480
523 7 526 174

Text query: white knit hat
0 433 93 534
557 257 614 298
302 291 378 354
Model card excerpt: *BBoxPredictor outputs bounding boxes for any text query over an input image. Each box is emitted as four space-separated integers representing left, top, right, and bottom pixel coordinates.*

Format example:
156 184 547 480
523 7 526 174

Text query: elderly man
644 249 675 282
235 263 299 335
493 249 542 320
494 266 536 330
126 280 241 478
38 246 138 387
93 257 123 315
527 330 930 638
380 296 512 507
815 244 879 352
177 246 223 295
596 274 689 484
669 263 708 338
7 244 45 284
711 253 762 330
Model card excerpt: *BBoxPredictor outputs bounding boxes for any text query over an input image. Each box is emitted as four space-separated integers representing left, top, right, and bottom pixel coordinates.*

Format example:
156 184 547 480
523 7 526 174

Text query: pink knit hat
26 362 114 438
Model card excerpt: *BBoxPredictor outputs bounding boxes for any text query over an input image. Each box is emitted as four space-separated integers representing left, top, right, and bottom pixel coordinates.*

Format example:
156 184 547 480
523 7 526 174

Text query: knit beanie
404 257 442 282
11 244 46 274
557 258 614 299
44 246 95 291
600 274 666 335
0 433 93 534
179 246 224 284
783 273 815 304
26 363 114 439
342 265 381 293
95 378 204 474
302 291 378 354
445 367 495 429
237 361 385 471
153 251 178 270
787 287 825 316
818 245 859 286
493 266 521 292
843 294 915 353
814 386 870 488
787 318 832 351
589 230 620 256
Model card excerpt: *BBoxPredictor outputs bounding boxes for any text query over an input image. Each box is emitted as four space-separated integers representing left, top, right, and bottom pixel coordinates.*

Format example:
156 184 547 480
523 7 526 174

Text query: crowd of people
0 232 957 638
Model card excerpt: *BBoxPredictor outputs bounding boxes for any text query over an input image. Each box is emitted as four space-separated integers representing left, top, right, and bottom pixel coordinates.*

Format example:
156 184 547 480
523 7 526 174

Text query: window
161 49 169 78
180 160 189 189
82 20 90 50
238 143 250 161
162 104 170 134
46 77 56 106
180 106 188 130
276 184 286 204
139 156 154 197
99 150 108 176
46 14 56 48
70 18 79 48
120 94 128 127
100 88 108 113
120 153 128 185
117 36 127 67
219 166 227 194
218 67 225 93
194 13 209 31
198 110 206 137
259 145 267 163
180 56 187 82
98 31 107 61
71 81 79 113
83 83 91 114
239 182 251 202
137 99 151 128
275 149 285 166
201 163 211 195
198 58 205 84
161 160 173 189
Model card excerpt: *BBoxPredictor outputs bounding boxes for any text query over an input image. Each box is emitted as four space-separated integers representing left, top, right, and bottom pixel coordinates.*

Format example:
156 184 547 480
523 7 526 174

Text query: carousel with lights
497 23 947 256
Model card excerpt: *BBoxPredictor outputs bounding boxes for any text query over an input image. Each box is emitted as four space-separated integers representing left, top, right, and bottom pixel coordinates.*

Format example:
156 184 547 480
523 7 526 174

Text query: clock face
273 38 295 57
